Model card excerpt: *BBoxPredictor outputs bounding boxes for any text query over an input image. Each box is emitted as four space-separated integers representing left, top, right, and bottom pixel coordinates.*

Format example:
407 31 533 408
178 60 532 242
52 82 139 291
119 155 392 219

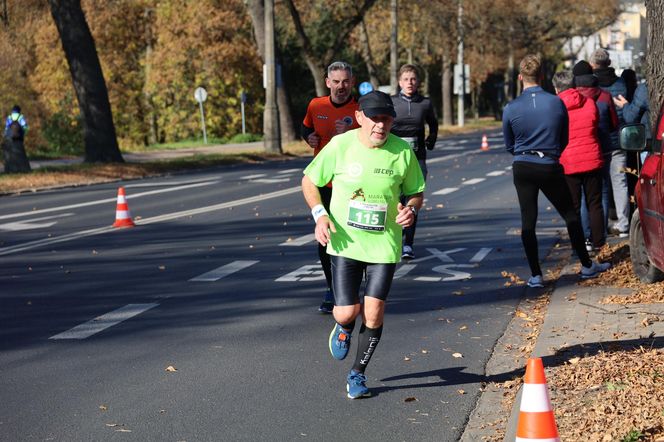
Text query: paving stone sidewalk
461 239 664 441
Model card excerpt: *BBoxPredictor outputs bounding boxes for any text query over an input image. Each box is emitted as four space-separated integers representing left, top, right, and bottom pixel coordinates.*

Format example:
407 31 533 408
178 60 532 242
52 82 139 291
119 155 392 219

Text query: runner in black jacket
391 64 438 259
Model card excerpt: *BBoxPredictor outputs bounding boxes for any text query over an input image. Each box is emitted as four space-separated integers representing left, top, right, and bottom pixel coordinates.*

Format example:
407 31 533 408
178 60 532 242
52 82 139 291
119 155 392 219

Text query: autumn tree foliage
0 0 634 159
2 0 263 156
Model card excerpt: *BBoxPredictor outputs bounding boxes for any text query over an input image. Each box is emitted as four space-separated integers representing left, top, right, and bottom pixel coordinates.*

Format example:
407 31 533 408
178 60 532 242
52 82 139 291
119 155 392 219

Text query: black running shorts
330 256 397 306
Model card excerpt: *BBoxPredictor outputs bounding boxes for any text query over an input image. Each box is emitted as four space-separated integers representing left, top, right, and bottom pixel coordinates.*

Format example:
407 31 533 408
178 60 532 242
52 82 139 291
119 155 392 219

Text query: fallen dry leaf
165 365 177 372
404 397 417 402
452 352 463 358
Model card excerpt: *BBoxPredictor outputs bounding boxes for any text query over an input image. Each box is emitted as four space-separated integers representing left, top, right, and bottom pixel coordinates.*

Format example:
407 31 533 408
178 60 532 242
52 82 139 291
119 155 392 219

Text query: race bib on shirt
347 200 387 231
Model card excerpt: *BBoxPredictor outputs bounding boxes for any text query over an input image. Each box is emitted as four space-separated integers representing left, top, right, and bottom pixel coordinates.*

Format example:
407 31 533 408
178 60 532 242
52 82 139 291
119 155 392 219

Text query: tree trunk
49 0 123 163
389 0 398 94
646 0 664 129
244 0 296 140
358 19 380 88
442 52 452 126
143 7 158 146
2 138 31 173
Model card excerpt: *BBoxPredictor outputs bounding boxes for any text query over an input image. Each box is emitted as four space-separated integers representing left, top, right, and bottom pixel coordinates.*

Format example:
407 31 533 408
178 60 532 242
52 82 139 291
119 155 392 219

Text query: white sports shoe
527 275 544 288
581 260 611 279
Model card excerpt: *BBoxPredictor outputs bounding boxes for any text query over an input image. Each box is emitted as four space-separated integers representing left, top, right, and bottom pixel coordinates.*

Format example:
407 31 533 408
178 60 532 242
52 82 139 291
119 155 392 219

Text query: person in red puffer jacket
553 70 605 251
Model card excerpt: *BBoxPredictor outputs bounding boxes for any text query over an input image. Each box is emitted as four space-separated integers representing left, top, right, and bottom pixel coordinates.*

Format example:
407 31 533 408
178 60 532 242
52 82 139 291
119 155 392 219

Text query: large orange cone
515 358 560 442
112 187 135 228
480 134 490 151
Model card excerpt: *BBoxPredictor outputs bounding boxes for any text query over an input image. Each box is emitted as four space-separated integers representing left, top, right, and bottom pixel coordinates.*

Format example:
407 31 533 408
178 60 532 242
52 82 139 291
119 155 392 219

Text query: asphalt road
0 131 564 441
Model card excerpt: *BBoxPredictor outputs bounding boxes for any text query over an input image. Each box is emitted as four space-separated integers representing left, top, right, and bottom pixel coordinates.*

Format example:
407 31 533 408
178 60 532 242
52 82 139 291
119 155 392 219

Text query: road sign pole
199 101 207 144
241 101 246 135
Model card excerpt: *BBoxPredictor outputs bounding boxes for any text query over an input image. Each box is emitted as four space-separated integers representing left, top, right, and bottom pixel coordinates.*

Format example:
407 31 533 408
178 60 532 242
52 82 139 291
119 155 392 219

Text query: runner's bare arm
302 175 336 245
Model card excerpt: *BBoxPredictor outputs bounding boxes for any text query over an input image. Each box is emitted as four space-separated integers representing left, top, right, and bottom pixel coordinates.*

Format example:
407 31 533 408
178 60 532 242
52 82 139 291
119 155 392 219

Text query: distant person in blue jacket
502 54 610 288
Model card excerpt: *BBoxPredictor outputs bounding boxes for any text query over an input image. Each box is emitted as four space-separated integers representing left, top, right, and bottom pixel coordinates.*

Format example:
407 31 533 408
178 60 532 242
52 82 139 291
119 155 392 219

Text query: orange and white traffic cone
515 358 560 442
480 134 490 151
112 187 135 228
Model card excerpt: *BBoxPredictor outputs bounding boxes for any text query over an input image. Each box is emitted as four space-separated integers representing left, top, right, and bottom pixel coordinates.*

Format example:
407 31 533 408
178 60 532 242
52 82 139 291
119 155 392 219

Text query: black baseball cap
358 90 396 118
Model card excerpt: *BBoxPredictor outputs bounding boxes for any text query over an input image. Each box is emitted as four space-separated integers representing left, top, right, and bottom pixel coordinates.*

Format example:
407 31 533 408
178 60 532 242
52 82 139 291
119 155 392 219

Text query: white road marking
411 248 466 263
414 276 441 282
242 174 266 180
276 264 325 282
124 177 218 188
430 264 474 282
486 170 506 176
426 152 468 164
461 178 486 186
279 169 301 174
0 213 73 231
49 303 158 340
0 186 302 256
394 264 417 279
506 227 562 236
279 233 316 246
253 178 291 183
189 260 259 282
469 248 492 263
432 187 459 196
0 181 218 221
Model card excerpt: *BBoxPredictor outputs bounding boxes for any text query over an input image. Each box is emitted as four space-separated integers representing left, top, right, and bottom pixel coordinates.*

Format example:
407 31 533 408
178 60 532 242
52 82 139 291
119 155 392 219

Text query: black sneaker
318 301 334 314
318 289 334 314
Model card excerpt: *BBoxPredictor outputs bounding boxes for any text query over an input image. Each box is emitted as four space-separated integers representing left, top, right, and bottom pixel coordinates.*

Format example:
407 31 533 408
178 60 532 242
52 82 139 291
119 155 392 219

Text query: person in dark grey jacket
390 64 438 259
590 48 630 237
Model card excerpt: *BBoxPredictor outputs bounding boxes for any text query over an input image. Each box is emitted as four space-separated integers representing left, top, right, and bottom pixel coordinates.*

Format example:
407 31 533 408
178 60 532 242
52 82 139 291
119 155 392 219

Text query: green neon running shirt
304 129 425 263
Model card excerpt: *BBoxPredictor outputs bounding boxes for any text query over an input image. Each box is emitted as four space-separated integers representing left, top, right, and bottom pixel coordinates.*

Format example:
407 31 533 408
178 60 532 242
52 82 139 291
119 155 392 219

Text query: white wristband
311 204 328 223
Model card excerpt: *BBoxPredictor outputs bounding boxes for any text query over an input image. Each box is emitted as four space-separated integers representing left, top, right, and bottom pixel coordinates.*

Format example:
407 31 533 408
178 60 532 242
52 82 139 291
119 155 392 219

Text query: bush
228 133 262 143
41 111 84 157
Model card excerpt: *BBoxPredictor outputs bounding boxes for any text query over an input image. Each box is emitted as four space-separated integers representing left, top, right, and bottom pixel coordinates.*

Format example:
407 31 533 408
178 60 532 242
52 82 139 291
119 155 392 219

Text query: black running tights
512 161 592 276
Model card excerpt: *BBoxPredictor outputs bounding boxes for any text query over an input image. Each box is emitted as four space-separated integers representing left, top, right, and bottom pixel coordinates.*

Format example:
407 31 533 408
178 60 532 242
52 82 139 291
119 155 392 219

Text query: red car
620 104 664 282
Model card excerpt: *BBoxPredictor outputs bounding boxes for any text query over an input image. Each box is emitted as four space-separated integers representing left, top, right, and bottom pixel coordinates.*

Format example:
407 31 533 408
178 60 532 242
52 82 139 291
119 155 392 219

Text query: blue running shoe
328 323 351 360
346 370 371 399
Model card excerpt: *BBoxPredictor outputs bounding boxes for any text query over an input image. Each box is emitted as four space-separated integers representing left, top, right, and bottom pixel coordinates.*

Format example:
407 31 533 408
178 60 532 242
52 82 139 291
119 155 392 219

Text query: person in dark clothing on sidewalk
590 48 630 237
553 71 605 252
502 55 610 288
390 64 438 259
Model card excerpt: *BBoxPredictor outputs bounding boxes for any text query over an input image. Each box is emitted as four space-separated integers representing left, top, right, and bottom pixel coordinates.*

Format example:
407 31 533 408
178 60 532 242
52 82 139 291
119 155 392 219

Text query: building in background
565 0 646 75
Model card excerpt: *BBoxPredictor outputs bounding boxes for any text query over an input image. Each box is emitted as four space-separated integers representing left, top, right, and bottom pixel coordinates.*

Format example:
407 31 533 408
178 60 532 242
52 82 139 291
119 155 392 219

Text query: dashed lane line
189 260 259 282
49 303 159 340
461 178 486 186
279 233 316 246
432 187 459 196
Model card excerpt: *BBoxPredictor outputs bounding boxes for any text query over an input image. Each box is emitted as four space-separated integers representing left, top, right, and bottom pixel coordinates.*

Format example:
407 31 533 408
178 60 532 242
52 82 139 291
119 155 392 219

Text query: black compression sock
352 324 383 373
339 320 355 333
